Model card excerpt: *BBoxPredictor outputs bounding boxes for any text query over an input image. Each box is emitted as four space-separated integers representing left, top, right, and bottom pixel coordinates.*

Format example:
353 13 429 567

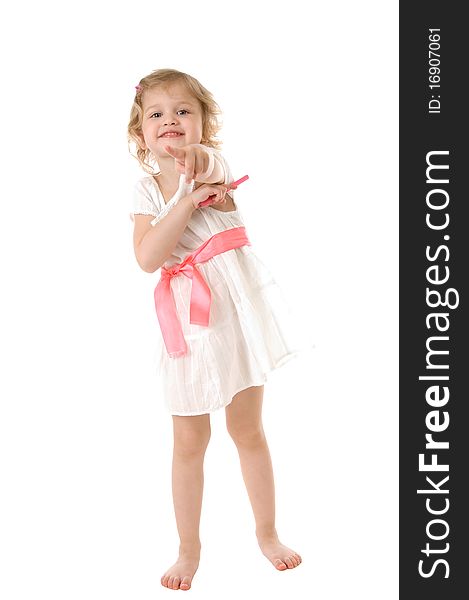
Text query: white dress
131 148 311 416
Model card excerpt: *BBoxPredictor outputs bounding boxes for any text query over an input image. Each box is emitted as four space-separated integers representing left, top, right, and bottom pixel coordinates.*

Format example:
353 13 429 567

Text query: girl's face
139 81 203 161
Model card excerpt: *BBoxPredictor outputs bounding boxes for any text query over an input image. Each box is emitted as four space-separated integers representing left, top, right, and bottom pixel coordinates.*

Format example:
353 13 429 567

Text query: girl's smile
139 82 203 162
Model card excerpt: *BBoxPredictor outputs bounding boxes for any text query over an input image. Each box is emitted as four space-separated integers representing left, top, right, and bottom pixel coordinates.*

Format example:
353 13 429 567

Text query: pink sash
154 226 251 358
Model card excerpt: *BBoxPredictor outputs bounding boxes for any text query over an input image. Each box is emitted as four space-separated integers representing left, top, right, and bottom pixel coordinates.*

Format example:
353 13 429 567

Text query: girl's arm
164 143 226 185
133 182 229 273
134 196 196 273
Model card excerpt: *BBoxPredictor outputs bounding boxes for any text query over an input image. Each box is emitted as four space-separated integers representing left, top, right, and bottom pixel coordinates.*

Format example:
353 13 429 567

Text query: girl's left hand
163 144 211 184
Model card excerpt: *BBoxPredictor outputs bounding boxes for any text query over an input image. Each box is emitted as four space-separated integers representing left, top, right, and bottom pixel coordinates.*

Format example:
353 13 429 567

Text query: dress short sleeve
129 179 160 223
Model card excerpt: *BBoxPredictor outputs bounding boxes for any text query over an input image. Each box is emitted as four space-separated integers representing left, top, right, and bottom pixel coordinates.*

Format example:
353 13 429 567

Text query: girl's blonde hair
127 68 223 175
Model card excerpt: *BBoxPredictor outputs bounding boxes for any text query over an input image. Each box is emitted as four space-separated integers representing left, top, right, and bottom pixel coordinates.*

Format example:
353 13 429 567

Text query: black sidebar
400 2 468 598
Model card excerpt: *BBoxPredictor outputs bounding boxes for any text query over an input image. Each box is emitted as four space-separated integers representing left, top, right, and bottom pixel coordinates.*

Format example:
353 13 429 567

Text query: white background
0 0 398 598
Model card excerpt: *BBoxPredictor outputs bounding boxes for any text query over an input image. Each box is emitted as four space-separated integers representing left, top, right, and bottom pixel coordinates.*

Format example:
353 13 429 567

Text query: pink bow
154 226 251 358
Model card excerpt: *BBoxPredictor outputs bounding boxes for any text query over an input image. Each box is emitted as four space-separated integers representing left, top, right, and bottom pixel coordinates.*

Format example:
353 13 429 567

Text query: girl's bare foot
257 534 302 571
160 546 201 591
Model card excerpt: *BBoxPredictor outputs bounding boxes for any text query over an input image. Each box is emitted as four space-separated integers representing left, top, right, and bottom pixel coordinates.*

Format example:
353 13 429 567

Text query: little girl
128 68 304 591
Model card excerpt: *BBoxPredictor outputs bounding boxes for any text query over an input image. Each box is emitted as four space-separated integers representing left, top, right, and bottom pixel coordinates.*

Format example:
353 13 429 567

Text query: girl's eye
150 109 189 118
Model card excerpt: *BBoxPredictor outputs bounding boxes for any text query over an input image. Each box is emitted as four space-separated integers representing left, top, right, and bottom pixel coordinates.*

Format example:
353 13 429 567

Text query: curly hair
127 68 223 175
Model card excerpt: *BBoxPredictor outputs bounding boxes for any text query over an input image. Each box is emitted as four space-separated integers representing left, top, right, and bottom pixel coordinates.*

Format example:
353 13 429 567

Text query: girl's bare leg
225 385 302 570
160 413 211 591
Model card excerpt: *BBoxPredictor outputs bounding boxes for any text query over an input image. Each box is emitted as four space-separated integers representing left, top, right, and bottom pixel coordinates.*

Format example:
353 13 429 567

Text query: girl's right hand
188 183 229 210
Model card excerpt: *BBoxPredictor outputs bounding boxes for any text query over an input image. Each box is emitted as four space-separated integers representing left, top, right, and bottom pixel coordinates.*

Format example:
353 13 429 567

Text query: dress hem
166 349 301 416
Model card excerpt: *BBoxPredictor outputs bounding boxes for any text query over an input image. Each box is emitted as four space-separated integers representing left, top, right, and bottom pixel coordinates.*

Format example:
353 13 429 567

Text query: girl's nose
164 114 178 126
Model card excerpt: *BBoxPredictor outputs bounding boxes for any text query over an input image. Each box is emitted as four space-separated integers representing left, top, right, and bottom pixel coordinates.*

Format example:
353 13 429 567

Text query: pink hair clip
135 84 143 93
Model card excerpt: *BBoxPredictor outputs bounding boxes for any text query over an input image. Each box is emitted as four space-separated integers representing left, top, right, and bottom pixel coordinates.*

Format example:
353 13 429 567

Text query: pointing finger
163 144 185 158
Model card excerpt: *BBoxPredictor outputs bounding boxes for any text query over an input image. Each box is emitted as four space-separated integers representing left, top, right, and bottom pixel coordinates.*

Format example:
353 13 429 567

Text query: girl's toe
274 558 287 570
180 576 192 589
284 557 294 569
172 576 181 590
